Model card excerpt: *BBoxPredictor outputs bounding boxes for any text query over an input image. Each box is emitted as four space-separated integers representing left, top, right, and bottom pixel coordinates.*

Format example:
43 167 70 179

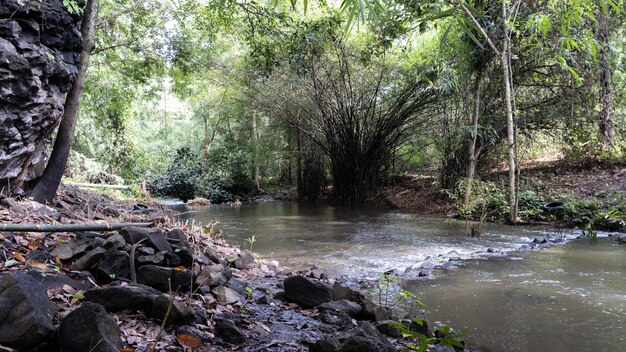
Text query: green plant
372 273 419 310
388 317 469 352
245 235 257 251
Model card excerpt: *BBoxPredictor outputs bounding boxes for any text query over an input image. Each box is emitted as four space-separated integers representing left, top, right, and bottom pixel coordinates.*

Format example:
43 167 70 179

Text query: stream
171 201 626 352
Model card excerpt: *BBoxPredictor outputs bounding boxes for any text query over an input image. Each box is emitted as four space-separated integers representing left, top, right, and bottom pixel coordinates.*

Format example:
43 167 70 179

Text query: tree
31 0 99 204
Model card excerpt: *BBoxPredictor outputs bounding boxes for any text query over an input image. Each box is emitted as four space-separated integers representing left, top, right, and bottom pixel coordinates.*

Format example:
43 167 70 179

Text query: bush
147 147 257 203
147 147 204 202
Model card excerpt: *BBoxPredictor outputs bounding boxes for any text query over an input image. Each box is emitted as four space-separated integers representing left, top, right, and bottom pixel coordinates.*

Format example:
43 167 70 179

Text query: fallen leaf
27 240 40 250
177 334 201 348
62 284 76 295
27 260 47 270
14 252 25 263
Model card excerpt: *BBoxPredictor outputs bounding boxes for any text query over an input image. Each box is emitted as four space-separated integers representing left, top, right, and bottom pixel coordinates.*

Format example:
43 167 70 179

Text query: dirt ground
375 160 626 215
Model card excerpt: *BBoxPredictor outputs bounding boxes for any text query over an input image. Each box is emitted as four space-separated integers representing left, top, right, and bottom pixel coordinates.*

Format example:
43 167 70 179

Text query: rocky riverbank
0 186 474 352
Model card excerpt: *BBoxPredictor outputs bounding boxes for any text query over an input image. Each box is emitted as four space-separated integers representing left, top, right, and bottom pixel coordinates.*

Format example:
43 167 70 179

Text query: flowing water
172 201 626 352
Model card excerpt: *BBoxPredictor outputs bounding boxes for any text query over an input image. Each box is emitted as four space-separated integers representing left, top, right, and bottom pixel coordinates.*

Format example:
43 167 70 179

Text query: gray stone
167 228 191 250
59 302 123 352
233 250 255 269
96 249 130 281
376 320 403 337
215 318 245 344
204 246 221 264
195 263 228 288
284 275 333 308
318 299 363 318
333 281 366 304
70 246 106 271
212 286 244 305
103 234 126 249
137 264 192 292
137 251 166 265
84 284 193 325
0 272 58 349
120 226 173 253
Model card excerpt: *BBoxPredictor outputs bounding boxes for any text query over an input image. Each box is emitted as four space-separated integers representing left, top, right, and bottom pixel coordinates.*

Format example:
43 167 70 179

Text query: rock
284 275 333 308
333 281 366 304
406 317 431 337
133 203 150 213
175 325 204 345
310 338 341 352
0 272 58 349
363 300 392 322
341 322 396 352
215 318 246 344
319 310 353 328
120 227 173 253
0 0 83 191
227 278 248 296
308 267 328 280
318 299 363 318
59 302 123 352
233 250 255 269
376 320 402 337
204 246 221 264
24 271 89 291
164 251 183 267
70 246 106 271
96 249 130 281
137 251 166 266
176 248 194 268
84 284 193 325
137 264 192 292
50 238 90 261
102 234 126 249
167 228 191 250
312 322 395 352
212 286 244 305
195 263 229 288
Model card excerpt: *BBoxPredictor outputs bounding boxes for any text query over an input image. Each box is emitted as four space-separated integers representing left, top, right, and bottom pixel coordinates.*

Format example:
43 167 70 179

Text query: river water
172 201 625 352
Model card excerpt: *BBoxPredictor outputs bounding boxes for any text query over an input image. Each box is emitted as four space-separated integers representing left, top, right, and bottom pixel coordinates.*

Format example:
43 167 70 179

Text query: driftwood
0 222 152 232
63 182 130 190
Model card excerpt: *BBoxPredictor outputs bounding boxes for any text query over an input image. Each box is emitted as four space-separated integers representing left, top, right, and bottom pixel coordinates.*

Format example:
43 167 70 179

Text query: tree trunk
30 0 99 204
502 1 518 224
597 4 613 151
203 114 209 159
252 112 260 192
463 73 483 209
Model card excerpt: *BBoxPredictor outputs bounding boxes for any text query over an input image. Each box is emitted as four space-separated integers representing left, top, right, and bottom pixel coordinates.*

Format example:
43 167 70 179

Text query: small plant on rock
389 318 469 352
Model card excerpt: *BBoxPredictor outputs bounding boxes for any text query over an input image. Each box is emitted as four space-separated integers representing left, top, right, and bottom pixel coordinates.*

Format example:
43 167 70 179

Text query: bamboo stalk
0 222 152 232
64 182 130 190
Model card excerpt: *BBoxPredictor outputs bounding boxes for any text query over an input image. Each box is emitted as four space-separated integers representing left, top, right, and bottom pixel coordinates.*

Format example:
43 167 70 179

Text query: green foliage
147 147 203 202
388 317 469 352
147 146 256 203
245 235 257 251
452 178 508 222
372 273 420 310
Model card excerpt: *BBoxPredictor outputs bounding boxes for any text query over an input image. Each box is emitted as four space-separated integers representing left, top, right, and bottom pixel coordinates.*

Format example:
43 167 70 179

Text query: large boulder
83 284 193 325
0 272 58 349
59 302 123 352
0 0 83 191
283 275 333 308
